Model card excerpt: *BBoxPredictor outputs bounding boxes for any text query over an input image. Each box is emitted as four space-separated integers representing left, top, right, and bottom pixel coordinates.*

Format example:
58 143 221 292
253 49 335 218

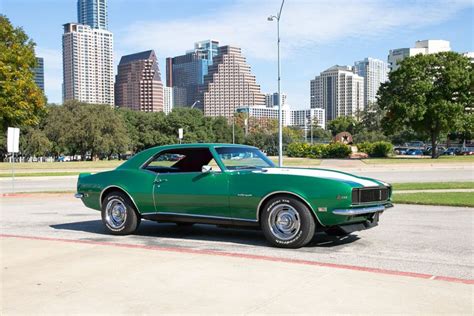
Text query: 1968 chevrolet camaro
75 143 393 248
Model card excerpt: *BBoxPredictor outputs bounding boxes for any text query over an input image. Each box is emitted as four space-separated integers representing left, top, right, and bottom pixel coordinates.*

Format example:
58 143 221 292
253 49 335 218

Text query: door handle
154 179 168 184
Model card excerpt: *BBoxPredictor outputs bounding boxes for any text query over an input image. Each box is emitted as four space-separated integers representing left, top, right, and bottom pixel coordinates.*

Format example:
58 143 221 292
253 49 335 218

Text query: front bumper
332 203 393 216
330 203 393 234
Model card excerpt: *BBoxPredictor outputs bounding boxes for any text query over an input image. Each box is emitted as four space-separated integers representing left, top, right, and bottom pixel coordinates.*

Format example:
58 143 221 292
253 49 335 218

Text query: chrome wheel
105 198 127 229
268 203 301 240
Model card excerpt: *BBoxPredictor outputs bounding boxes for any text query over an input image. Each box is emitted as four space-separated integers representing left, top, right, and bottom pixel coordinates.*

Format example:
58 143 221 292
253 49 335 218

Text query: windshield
215 147 275 170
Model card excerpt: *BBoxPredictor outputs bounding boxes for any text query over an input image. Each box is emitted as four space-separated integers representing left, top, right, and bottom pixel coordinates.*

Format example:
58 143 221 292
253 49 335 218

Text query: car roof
117 143 258 170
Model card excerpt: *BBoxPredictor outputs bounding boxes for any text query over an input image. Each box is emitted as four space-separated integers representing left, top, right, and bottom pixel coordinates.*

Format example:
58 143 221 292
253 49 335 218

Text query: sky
1 0 473 108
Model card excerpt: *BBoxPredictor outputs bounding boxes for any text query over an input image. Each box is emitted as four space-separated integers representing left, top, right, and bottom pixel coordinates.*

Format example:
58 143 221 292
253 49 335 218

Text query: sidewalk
1 236 471 314
396 188 474 194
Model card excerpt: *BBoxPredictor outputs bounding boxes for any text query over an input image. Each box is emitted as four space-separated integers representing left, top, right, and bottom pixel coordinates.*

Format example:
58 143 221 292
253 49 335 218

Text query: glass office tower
77 0 108 30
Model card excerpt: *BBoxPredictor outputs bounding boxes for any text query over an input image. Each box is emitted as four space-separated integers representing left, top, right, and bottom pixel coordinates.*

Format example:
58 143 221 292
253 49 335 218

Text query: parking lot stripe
1 233 472 285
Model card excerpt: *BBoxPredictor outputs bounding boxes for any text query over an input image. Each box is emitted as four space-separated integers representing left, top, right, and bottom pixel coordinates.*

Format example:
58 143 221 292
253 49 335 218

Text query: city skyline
2 0 472 107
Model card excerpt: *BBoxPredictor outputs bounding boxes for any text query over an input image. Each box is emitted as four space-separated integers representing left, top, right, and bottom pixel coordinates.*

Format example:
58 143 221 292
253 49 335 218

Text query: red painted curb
1 233 472 285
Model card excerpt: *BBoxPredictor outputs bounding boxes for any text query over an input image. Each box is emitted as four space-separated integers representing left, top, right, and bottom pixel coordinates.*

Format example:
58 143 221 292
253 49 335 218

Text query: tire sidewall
262 196 315 248
101 192 138 234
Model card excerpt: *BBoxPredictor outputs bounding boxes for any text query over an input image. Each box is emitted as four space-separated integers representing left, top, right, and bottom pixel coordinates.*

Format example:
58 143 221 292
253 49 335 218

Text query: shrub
370 141 393 157
323 142 352 158
356 141 393 157
287 142 309 157
286 142 352 159
357 142 374 155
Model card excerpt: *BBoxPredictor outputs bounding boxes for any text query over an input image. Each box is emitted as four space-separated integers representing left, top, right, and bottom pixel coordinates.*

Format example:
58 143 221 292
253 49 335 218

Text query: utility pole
268 0 285 167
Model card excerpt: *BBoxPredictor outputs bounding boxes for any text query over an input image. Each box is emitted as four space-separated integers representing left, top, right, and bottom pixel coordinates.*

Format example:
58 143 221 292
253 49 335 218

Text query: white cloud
119 0 473 60
35 47 62 103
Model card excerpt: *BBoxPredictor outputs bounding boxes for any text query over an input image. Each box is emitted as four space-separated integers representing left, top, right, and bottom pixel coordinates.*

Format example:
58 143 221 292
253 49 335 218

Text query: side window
143 148 221 173
145 152 185 173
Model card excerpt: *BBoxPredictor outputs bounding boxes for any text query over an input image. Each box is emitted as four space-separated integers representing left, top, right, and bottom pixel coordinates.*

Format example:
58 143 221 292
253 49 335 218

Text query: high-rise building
62 23 114 105
310 65 364 123
290 108 326 131
163 86 173 114
166 40 219 108
34 57 45 92
115 50 164 112
265 92 287 108
388 40 451 71
354 57 388 107
236 106 325 130
202 46 265 118
77 0 108 30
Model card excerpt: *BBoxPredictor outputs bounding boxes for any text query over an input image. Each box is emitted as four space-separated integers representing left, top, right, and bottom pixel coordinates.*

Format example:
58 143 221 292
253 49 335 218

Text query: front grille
352 187 390 204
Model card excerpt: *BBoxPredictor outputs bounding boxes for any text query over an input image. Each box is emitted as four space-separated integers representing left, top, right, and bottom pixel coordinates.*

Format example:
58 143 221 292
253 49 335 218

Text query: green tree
0 15 46 131
327 116 359 136
43 101 130 159
378 52 473 158
20 127 52 158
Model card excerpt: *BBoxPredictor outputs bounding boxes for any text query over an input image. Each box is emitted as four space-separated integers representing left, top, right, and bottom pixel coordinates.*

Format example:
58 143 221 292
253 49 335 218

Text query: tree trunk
431 130 438 159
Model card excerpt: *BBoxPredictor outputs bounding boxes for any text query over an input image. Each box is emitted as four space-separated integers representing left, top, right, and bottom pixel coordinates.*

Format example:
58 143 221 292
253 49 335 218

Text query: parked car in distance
460 147 474 155
406 149 424 156
394 147 409 155
443 147 461 156
75 144 393 248
423 146 446 155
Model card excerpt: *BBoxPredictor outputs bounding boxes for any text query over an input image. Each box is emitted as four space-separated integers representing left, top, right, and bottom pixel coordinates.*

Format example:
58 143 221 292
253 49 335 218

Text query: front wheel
101 191 140 235
261 196 316 248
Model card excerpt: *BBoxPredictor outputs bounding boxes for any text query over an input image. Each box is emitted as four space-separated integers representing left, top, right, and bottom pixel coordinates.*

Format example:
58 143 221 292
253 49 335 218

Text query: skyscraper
34 57 45 92
77 0 108 30
310 65 364 122
115 50 164 112
166 40 219 108
265 92 287 108
202 46 265 118
63 0 114 105
388 40 451 71
353 57 388 107
62 23 114 104
163 86 174 114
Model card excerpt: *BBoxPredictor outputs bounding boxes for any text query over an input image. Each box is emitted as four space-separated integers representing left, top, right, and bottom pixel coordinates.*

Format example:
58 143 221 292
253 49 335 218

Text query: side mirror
201 165 212 173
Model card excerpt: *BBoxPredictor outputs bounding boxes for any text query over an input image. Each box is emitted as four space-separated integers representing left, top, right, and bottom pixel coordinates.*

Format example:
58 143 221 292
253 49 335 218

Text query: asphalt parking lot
1 194 473 314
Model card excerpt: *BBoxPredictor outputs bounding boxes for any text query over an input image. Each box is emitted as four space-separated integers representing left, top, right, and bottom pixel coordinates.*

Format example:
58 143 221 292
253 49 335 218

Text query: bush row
357 141 393 157
287 142 352 159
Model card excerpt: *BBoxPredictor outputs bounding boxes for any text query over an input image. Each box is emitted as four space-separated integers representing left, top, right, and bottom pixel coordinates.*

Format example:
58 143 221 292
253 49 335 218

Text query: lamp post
268 0 285 167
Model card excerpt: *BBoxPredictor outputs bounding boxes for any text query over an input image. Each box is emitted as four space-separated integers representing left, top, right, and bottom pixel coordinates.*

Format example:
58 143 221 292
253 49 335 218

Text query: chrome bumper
333 204 392 216
74 193 84 199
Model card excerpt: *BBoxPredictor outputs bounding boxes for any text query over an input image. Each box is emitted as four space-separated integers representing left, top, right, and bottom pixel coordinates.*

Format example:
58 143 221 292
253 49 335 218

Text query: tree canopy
378 52 473 157
0 15 46 131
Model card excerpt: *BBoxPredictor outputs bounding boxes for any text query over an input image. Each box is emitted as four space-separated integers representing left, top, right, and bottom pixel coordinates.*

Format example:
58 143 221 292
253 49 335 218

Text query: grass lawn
392 182 474 191
0 160 123 171
362 156 474 164
393 192 474 207
269 156 321 166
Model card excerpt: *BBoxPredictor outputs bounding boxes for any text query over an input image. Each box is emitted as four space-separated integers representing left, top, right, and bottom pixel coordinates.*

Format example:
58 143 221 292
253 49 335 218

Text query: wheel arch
100 185 141 215
257 191 324 227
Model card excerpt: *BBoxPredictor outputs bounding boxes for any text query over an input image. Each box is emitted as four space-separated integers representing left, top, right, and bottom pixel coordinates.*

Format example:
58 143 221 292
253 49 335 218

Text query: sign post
7 127 20 194
178 128 183 144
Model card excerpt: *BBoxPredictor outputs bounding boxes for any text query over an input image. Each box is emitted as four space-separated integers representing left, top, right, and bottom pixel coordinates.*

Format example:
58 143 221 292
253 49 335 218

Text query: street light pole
268 0 285 167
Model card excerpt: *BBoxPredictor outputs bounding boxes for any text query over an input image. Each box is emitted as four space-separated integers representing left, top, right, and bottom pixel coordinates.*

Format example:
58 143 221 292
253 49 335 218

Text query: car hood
262 168 383 187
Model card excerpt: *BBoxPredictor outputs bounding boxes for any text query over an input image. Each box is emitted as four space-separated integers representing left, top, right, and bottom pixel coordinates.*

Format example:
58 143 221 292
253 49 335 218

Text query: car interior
143 148 220 174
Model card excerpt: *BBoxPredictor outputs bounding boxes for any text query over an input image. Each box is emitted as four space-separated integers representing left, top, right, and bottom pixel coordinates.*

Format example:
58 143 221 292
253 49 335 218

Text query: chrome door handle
154 179 168 184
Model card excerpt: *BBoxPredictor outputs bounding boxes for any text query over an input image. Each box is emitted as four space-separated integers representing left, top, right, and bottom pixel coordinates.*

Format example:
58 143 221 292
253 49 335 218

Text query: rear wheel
101 191 140 235
261 195 315 248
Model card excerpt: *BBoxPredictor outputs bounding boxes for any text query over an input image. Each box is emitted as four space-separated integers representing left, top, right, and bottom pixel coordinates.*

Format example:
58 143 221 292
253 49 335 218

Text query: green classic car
75 143 393 248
